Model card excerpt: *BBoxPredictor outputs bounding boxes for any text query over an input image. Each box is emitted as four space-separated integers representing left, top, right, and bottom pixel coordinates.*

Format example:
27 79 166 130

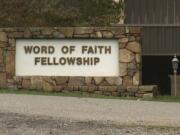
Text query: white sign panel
16 39 119 76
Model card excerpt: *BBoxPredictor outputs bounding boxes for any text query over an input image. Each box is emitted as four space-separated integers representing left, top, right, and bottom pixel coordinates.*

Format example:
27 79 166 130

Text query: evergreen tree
0 0 123 27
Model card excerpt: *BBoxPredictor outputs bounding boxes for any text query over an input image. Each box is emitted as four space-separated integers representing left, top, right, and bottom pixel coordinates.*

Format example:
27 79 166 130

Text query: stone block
0 32 7 42
107 86 117 92
94 77 104 85
119 43 127 49
30 77 43 90
127 69 136 77
127 86 139 92
41 29 54 35
95 31 102 38
66 86 74 91
94 91 103 95
85 77 93 85
90 33 96 38
98 86 107 92
143 93 153 98
123 76 133 86
43 81 54 92
126 42 141 53
119 49 135 63
0 66 5 72
8 39 15 47
13 76 22 83
128 36 136 42
127 92 135 97
8 32 24 38
136 54 141 63
133 72 140 85
53 32 65 38
74 27 94 35
0 48 3 65
119 37 129 44
0 73 6 87
135 93 143 98
139 85 158 93
81 86 89 92
73 86 79 91
88 86 97 92
74 34 90 38
43 77 56 85
111 27 125 35
112 92 119 96
0 42 8 47
68 77 85 86
117 85 126 92
7 79 15 84
119 63 128 77
24 29 32 38
60 27 74 37
128 62 137 70
7 84 17 89
120 92 128 97
102 31 114 38
127 62 137 77
103 92 111 96
105 77 122 85
55 77 68 85
22 79 31 89
54 86 64 92
6 51 15 77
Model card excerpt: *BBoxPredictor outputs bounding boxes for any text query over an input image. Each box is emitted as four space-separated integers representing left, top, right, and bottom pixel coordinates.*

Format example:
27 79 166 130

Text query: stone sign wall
0 27 150 97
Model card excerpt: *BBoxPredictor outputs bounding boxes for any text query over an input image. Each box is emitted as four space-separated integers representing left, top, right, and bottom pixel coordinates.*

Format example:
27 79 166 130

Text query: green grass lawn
0 88 138 100
0 88 180 103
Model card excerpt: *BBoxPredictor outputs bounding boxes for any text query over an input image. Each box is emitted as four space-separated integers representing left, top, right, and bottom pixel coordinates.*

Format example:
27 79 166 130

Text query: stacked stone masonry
0 27 157 97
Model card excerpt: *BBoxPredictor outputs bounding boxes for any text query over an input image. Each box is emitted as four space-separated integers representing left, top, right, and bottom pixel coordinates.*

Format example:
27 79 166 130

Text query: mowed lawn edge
0 88 180 103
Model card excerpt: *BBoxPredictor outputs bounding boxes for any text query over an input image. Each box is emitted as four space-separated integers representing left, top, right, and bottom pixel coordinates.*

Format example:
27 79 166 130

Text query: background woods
0 0 123 27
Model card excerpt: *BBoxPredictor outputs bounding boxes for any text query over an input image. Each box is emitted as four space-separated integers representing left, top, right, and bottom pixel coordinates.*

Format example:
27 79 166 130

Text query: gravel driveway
1 112 180 135
0 94 180 127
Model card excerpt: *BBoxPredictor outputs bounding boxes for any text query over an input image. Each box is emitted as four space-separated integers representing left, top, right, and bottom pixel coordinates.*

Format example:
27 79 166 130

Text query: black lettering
88 46 94 54
33 46 40 54
76 57 82 65
34 57 40 65
69 46 75 54
82 46 88 54
94 57 100 65
67 57 76 65
59 57 66 65
47 57 53 65
83 57 90 65
105 46 111 54
49 46 55 54
53 57 59 65
98 46 104 54
41 57 47 65
41 46 47 54
24 46 33 54
91 57 94 65
61 46 69 54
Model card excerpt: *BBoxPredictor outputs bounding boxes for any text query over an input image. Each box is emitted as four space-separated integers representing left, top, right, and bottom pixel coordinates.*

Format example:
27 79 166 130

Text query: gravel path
0 94 180 127
0 112 180 135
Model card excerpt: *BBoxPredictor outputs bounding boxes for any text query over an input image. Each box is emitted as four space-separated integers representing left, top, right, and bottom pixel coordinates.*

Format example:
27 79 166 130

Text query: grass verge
0 88 180 102
0 88 138 100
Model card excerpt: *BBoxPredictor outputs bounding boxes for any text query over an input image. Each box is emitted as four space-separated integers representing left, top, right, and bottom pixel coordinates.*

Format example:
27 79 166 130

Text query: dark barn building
124 0 180 95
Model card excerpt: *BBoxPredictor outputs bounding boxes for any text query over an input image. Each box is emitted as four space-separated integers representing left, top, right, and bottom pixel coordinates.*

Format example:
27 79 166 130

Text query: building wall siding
125 0 180 25
142 27 180 56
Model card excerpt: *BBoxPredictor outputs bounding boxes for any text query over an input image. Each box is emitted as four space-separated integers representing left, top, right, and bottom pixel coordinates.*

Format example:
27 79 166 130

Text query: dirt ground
0 112 180 135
